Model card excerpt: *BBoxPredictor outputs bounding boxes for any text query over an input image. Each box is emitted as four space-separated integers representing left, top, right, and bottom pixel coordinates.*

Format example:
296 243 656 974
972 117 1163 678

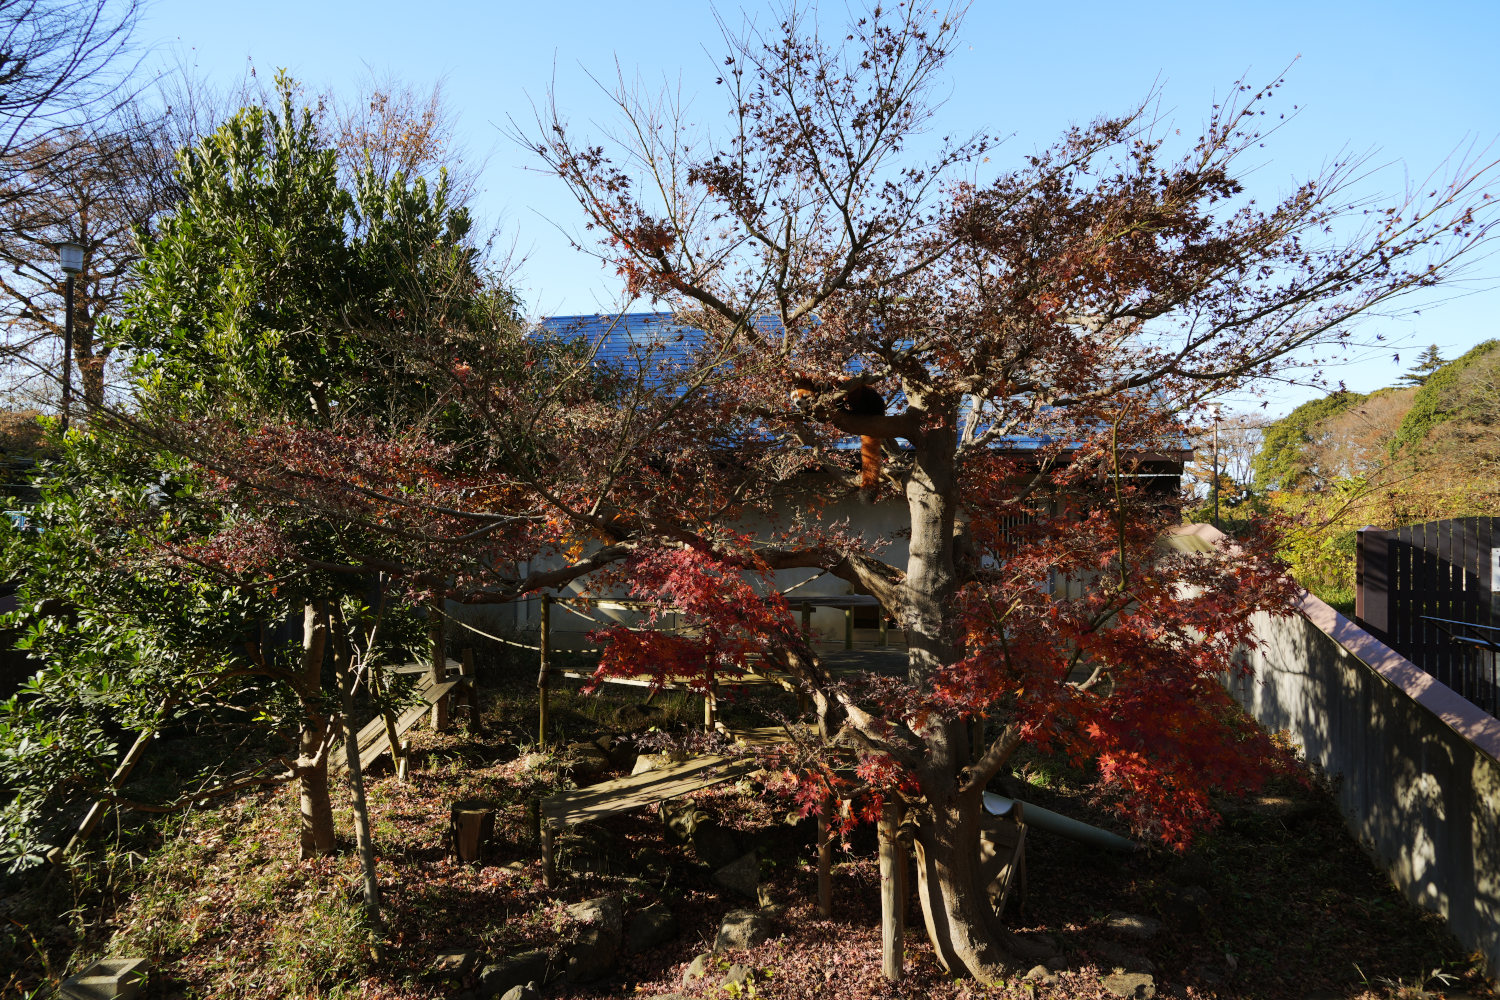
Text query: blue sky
141 1 1500 416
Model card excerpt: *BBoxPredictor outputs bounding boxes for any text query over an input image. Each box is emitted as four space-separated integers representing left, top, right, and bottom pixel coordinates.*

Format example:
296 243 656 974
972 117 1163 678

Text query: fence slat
1359 517 1499 718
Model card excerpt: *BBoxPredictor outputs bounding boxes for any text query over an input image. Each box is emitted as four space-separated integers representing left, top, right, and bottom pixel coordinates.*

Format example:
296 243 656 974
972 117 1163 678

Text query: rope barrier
434 608 543 652
778 571 829 596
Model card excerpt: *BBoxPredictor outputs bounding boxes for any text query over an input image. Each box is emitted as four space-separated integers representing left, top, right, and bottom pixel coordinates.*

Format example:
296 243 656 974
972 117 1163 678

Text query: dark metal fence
1356 518 1499 718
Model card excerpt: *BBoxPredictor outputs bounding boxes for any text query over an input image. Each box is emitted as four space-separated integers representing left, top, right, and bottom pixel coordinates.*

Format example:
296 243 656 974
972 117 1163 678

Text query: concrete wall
1172 525 1500 974
488 483 916 650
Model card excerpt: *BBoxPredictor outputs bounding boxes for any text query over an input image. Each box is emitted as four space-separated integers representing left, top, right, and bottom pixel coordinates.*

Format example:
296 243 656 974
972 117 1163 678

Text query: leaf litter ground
10 669 1493 1000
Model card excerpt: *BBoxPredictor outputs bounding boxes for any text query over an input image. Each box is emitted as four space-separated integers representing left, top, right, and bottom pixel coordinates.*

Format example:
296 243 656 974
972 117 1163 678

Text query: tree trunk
331 608 385 953
73 303 105 412
902 421 961 685
298 601 337 859
899 420 1015 981
912 785 1014 981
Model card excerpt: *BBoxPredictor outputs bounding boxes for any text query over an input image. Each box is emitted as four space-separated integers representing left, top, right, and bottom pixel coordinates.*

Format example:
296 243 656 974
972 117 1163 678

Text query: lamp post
55 241 84 433
1210 403 1222 530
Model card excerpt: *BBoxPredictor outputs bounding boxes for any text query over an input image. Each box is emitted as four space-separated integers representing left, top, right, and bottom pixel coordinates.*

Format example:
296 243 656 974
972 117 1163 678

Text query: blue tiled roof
534 312 1188 459
538 312 709 368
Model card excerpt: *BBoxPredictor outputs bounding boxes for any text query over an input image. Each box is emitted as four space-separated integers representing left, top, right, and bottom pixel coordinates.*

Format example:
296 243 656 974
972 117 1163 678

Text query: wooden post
429 602 449 731
460 648 478 728
879 613 889 648
897 825 912 925
879 802 904 981
817 796 834 918
537 595 552 747
541 822 557 888
844 606 854 650
802 603 812 641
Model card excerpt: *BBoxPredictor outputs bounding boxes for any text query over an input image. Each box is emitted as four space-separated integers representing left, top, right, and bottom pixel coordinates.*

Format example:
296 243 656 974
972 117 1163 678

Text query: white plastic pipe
983 791 1138 853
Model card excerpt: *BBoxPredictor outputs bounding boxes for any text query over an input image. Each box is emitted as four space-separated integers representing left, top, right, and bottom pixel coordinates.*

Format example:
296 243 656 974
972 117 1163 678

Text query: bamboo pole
537 595 552 747
57 721 162 859
429 602 448 732
460 647 478 728
879 802 904 981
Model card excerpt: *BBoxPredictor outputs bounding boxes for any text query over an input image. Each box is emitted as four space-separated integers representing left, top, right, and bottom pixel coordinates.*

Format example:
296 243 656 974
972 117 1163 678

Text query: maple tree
488 6 1495 978
124 6 1497 979
7 8 1495 983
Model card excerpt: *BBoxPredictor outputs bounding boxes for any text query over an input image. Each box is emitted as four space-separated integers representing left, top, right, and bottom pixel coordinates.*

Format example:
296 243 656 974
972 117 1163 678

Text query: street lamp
55 240 84 433
1210 403 1222 530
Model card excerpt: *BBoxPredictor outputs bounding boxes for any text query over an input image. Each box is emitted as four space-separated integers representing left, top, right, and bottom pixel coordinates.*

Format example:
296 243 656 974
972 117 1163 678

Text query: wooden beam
429 602 449 732
537 595 551 747
879 802 904 981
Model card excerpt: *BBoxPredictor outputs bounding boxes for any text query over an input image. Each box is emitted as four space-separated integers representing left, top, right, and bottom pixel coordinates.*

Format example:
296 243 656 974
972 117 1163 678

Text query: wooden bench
333 658 470 774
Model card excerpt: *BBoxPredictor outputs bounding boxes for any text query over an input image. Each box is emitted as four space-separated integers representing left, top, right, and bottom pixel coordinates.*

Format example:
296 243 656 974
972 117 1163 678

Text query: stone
660 800 700 842
430 949 478 979
713 908 771 953
724 964 752 987
1025 965 1057 984
564 742 612 785
691 817 742 869
713 851 761 901
498 984 540 1000
595 733 636 769
1102 912 1161 941
632 754 662 775
626 902 679 953
564 894 624 983
60 957 150 1000
1102 973 1156 999
682 952 716 985
478 951 549 998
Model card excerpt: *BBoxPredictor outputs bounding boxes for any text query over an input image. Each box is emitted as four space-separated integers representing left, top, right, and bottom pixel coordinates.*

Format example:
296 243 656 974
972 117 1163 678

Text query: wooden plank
1462 517 1482 700
333 674 467 774
1436 520 1456 689
357 679 465 771
1393 527 1413 653
542 753 758 829
541 724 804 830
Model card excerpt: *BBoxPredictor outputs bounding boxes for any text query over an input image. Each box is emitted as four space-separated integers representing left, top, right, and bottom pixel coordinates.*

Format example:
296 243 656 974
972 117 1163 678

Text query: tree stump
450 802 494 862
